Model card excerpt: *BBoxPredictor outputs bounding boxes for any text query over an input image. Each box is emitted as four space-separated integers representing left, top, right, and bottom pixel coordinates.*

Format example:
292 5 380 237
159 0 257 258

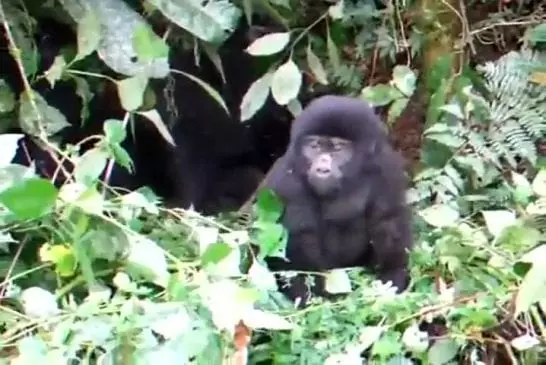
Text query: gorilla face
299 135 354 196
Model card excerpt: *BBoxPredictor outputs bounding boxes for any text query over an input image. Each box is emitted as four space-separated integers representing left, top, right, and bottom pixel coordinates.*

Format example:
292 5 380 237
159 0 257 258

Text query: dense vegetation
0 0 546 364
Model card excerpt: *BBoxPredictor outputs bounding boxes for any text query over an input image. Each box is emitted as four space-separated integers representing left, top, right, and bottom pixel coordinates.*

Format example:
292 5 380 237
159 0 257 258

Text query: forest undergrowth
0 0 546 364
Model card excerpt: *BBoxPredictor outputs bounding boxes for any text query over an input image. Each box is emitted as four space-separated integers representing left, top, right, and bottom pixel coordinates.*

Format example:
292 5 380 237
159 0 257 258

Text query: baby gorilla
263 95 413 306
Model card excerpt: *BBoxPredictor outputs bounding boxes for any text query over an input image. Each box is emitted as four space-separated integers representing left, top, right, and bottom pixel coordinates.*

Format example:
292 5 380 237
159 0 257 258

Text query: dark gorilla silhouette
263 95 413 306
2 16 291 215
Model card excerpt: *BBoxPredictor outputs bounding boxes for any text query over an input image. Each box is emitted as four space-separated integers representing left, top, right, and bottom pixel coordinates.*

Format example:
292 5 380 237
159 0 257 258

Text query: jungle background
0 0 546 364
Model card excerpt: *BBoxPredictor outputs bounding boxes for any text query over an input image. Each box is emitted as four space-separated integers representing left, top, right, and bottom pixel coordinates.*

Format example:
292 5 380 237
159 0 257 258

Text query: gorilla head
287 96 388 197
263 95 413 307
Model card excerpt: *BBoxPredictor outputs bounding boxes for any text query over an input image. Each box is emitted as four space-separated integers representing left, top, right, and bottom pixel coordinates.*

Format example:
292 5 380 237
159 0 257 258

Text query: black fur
263 95 413 306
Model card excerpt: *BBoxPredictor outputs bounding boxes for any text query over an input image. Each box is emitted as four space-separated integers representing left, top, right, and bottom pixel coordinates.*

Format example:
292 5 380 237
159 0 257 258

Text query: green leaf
326 26 340 72
73 76 92 122
74 148 109 185
171 69 229 115
361 84 397 107
19 91 71 137
358 326 385 352
511 171 533 205
286 98 303 117
254 221 286 259
126 234 169 287
110 143 134 173
418 204 460 228
306 44 328 85
0 178 58 220
0 79 15 113
103 119 127 145
481 210 516 238
147 0 242 44
255 189 284 222
75 9 101 61
392 65 417 97
132 23 170 62
271 59 302 106
240 72 273 122
116 74 149 111
201 242 233 266
529 23 546 45
428 339 459 365
246 32 290 56
0 134 23 167
439 103 465 119
136 109 175 146
387 97 409 125
44 55 66 88
532 169 546 197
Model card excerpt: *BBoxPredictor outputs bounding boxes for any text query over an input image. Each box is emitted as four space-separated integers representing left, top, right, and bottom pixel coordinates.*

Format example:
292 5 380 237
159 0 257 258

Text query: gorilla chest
287 219 370 270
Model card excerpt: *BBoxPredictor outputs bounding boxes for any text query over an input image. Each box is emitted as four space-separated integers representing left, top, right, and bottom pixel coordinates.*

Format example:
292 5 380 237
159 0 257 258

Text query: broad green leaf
73 76 92 122
532 169 546 197
0 79 15 113
19 91 70 136
255 189 284 222
425 133 465 148
103 119 127 145
328 0 344 19
116 74 149 111
246 32 290 56
418 204 460 228
358 326 385 352
515 264 546 316
20 287 59 318
387 97 409 125
110 143 134 173
39 243 77 277
326 26 340 71
0 134 23 167
0 178 58 220
271 59 302 106
253 221 286 260
58 183 105 215
44 55 66 88
511 171 533 204
126 234 169 287
286 98 302 117
248 261 277 290
427 339 458 365
147 0 242 44
136 109 175 146
361 84 397 107
74 148 108 185
529 23 546 45
243 308 294 330
171 69 229 115
132 23 170 62
392 65 417 97
240 72 273 122
439 103 465 119
402 323 429 353
306 44 328 85
200 242 233 266
324 269 352 294
481 210 516 238
511 334 540 351
75 9 101 61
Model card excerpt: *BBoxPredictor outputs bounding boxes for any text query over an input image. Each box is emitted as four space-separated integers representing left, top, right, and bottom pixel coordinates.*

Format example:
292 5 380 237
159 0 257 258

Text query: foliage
0 0 546 364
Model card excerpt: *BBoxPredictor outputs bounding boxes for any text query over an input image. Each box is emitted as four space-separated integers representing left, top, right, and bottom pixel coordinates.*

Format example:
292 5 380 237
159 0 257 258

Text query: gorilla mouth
308 176 341 196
